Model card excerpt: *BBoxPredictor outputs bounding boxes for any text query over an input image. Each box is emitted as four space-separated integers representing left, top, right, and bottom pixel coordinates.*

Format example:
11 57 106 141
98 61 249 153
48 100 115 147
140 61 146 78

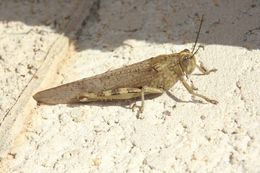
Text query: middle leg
196 61 217 75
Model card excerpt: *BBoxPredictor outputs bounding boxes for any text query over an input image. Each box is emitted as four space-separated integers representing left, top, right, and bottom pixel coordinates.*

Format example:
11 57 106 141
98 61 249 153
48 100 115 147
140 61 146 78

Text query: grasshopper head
179 49 196 75
176 14 204 75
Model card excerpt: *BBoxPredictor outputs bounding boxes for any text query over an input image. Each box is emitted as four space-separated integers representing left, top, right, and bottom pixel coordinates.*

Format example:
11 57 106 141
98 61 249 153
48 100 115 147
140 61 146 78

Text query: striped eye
183 56 189 60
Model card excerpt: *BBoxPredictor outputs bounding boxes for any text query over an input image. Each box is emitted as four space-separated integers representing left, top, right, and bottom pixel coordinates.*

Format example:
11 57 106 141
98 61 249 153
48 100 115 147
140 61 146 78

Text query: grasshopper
33 15 218 117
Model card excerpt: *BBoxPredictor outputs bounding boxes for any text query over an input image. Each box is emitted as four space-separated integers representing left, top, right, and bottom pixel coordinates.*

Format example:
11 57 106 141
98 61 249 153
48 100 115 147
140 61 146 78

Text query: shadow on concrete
0 0 259 51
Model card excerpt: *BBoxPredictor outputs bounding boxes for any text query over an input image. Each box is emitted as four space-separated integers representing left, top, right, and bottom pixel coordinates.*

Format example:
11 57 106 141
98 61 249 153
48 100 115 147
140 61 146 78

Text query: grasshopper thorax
178 49 196 75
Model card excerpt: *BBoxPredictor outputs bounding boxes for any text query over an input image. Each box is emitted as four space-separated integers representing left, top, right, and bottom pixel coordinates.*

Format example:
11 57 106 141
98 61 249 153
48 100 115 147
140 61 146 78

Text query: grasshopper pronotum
33 15 218 117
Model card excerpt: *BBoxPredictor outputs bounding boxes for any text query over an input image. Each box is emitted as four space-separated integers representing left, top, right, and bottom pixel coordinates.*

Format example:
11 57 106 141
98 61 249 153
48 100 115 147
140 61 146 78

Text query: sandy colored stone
0 0 259 173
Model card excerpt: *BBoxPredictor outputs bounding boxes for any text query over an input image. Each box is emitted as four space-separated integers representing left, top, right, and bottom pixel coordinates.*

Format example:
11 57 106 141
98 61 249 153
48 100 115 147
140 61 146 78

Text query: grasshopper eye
184 56 189 61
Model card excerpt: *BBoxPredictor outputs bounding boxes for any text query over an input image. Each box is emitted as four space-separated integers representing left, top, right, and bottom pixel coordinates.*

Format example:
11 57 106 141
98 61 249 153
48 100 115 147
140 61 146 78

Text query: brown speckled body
33 49 199 104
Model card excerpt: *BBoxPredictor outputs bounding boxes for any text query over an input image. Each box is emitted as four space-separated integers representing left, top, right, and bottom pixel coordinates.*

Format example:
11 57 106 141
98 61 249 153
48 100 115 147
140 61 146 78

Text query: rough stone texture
0 0 259 173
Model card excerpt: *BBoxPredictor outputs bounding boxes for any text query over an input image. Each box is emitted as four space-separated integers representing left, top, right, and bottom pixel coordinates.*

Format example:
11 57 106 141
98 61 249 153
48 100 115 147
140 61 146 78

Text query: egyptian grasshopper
33 15 218 117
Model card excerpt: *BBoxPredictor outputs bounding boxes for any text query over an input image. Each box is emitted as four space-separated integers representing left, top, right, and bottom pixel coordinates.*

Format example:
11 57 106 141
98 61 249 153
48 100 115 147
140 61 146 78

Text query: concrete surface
0 0 259 173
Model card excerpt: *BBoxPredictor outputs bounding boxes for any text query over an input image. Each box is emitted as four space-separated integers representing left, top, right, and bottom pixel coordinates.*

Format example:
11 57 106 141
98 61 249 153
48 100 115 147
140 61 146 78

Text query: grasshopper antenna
191 15 204 54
